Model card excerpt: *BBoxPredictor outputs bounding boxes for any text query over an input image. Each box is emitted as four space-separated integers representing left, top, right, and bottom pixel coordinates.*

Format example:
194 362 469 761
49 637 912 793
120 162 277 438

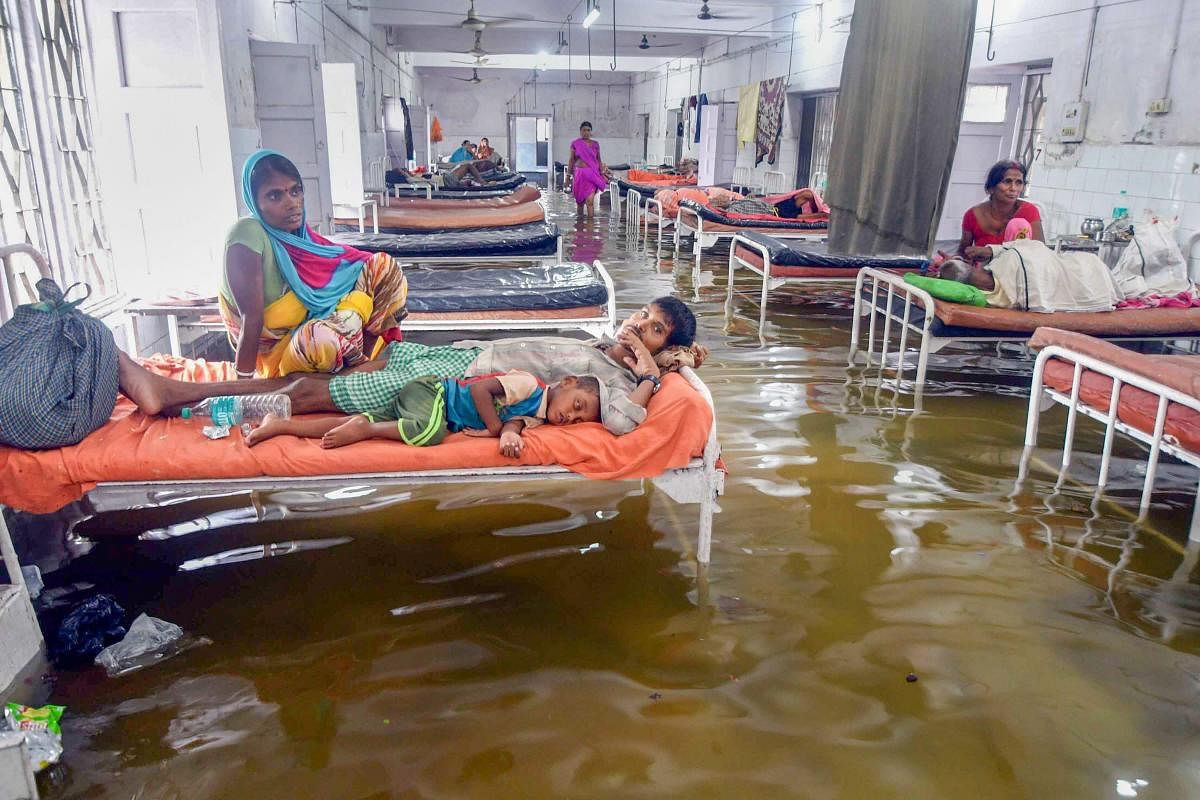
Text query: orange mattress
1034 327 1200 453
377 184 541 210
336 200 544 231
628 169 696 185
0 356 713 514
934 301 1200 336
733 246 923 279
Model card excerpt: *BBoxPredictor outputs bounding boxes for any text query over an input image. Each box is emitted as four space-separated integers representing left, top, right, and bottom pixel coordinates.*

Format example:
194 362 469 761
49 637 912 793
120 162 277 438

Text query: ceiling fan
457 0 527 31
697 2 751 21
456 30 490 60
448 68 494 85
638 33 679 49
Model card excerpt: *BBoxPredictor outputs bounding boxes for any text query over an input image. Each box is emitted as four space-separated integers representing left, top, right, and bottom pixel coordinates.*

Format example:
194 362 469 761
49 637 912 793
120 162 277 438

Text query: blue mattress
333 222 560 259
739 232 929 270
405 263 607 313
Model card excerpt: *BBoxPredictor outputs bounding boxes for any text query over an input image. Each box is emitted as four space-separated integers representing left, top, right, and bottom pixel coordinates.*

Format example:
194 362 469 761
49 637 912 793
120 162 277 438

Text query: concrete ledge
0 730 39 799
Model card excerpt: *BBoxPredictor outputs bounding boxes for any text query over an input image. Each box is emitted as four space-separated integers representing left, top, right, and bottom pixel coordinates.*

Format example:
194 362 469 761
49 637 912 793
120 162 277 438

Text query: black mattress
333 222 560 259
739 232 929 270
680 200 827 230
387 174 526 193
405 262 607 313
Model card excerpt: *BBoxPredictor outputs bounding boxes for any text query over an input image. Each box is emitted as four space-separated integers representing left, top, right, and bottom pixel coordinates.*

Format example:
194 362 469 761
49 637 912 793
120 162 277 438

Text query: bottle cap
181 407 192 419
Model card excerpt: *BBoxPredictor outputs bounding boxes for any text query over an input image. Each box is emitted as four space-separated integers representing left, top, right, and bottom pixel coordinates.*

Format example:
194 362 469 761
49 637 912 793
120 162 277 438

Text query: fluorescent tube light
582 1 600 28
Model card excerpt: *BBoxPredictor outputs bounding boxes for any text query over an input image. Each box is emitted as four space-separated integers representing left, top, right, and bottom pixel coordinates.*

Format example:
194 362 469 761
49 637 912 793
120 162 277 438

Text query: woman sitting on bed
958 160 1044 262
222 149 407 379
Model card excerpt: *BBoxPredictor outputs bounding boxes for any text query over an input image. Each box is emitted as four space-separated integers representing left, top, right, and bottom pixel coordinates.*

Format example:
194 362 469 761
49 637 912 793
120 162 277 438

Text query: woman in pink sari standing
566 121 610 218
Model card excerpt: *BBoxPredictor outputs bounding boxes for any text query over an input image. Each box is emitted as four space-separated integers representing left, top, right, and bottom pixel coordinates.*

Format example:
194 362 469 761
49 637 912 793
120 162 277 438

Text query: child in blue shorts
246 371 601 458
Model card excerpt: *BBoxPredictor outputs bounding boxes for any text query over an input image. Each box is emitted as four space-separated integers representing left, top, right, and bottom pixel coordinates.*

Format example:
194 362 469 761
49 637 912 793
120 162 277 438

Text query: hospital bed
333 221 563 266
726 233 928 333
0 364 724 565
849 267 1200 396
125 260 617 355
1019 327 1200 542
674 201 828 272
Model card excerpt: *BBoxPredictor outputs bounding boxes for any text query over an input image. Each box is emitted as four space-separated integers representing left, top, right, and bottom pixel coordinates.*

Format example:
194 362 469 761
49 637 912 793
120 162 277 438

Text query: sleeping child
246 371 601 459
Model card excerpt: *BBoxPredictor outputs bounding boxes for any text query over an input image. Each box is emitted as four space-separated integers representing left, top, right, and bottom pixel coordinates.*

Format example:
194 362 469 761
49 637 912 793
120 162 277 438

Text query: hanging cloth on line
693 94 709 144
737 83 760 147
754 77 787 166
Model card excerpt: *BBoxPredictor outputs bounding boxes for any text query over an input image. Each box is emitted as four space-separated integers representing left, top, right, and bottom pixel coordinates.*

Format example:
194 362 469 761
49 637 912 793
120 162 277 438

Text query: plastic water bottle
180 393 291 426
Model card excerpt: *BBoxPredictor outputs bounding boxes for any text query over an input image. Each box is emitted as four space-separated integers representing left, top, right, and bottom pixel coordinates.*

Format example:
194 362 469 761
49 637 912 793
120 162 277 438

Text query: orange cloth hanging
430 116 444 143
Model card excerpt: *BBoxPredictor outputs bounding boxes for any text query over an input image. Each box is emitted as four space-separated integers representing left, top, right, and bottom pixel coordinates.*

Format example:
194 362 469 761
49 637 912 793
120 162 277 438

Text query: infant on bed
246 370 601 459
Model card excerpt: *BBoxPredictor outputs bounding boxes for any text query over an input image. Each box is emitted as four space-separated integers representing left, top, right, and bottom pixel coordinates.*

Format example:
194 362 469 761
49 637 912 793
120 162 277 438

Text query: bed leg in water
1024 345 1200 542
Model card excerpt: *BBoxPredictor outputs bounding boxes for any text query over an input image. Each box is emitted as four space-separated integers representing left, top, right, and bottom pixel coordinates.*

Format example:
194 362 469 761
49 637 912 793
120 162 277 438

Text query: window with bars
1015 69 1049 189
0 2 47 259
0 0 113 316
34 0 113 297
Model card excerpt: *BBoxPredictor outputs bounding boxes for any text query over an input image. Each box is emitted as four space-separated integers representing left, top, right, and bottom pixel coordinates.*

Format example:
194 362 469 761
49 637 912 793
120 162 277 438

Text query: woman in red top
957 160 1043 261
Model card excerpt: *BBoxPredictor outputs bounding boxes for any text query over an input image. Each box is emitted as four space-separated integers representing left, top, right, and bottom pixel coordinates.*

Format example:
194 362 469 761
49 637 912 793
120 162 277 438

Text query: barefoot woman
566 121 611 217
223 149 407 378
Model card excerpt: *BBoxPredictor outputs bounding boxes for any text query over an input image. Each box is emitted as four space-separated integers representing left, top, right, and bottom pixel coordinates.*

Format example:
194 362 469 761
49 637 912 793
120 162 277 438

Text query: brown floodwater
17 192 1200 798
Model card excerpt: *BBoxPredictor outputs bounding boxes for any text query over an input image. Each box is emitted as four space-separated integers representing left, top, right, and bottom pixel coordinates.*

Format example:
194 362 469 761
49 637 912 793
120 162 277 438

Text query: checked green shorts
328 342 482 415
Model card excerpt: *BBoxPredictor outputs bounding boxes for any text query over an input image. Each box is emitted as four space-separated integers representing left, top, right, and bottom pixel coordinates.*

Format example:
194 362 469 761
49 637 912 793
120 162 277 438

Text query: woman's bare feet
321 415 373 448
244 413 288 446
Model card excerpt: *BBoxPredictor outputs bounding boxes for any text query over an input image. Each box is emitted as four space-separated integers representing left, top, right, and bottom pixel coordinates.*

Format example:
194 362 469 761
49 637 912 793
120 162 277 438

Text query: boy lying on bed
118 298 702 437
245 371 601 458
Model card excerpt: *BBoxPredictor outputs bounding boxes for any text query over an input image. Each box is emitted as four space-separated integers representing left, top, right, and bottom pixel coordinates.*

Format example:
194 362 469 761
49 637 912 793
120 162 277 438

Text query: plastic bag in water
94 613 186 676
53 594 126 665
4 703 65 772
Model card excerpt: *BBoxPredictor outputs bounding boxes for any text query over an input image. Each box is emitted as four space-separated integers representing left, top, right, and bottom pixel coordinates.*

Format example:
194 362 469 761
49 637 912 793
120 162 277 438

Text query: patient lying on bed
246 370 601 458
940 239 1124 312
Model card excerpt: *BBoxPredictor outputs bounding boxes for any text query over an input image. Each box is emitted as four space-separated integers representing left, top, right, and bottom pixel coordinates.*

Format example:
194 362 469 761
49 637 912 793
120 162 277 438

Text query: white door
321 63 364 207
698 105 719 186
86 0 236 295
936 75 1024 242
250 40 333 233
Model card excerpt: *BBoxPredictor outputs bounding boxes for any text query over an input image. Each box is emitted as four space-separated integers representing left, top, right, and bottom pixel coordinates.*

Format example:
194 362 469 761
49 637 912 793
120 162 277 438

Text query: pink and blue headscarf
242 149 371 319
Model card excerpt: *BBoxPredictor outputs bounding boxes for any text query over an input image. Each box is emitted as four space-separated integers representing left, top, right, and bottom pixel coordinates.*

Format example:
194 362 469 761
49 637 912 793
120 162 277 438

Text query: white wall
216 0 422 211
627 0 1200 270
418 71 642 169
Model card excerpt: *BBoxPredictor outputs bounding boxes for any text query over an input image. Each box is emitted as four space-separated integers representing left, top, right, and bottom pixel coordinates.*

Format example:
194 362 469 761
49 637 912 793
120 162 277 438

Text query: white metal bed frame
725 233 864 333
848 267 1200 396
125 257 615 356
674 206 826 272
1020 344 1200 541
83 367 724 564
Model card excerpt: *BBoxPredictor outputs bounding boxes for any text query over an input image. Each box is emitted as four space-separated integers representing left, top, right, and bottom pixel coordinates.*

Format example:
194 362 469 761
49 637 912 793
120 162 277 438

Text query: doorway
795 93 837 193
639 113 650 163
935 69 1025 241
508 114 551 177
671 109 684 166
322 63 365 213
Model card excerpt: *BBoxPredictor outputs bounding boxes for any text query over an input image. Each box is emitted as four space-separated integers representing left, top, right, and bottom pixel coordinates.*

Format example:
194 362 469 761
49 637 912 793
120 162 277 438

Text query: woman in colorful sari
220 150 408 378
566 121 611 218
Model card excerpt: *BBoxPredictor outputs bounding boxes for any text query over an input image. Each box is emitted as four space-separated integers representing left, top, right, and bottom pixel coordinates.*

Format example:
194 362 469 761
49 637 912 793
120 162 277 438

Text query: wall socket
1148 97 1173 115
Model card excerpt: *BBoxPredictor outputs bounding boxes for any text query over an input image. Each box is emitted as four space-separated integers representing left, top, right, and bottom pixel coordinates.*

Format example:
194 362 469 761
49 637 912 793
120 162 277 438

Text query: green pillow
903 273 988 306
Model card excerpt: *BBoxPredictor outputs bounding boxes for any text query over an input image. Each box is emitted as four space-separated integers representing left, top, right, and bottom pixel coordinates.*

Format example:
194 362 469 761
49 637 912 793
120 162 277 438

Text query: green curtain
825 0 978 255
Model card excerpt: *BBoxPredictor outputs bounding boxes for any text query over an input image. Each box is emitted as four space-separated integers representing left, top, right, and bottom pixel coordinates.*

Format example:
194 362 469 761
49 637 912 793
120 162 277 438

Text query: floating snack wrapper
4 703 65 772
